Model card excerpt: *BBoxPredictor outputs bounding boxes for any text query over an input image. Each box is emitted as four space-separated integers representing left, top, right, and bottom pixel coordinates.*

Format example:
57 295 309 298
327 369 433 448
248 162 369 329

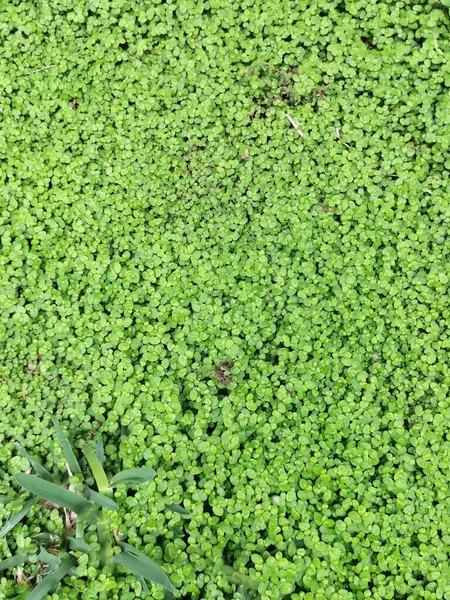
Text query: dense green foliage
1 0 450 598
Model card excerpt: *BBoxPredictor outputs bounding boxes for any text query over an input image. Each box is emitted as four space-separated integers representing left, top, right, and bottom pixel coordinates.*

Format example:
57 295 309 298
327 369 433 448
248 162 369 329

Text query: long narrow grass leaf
97 523 112 569
0 498 35 539
75 520 85 539
84 488 119 510
135 574 148 593
166 503 191 515
67 537 92 553
0 554 27 570
95 437 104 466
117 541 152 558
114 543 175 593
0 495 15 505
82 443 109 494
26 556 76 600
51 418 81 475
37 548 61 566
31 533 59 544
109 468 156 487
15 444 54 482
114 551 175 593
15 474 94 519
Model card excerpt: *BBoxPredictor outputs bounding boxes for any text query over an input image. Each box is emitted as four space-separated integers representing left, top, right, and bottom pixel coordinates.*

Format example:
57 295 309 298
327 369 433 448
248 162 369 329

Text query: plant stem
76 520 84 539
97 522 111 569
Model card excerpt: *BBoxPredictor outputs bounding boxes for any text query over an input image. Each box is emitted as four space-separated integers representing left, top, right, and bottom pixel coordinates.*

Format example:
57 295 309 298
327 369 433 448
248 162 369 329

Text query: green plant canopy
1 0 450 598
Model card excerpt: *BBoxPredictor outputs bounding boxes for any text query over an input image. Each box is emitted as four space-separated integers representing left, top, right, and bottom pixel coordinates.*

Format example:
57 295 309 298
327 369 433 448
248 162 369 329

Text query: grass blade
67 536 92 553
37 548 61 566
114 542 175 593
0 498 35 539
51 417 81 475
15 474 95 520
15 443 54 482
82 443 109 494
0 495 15 505
168 525 183 537
135 574 149 592
0 554 27 570
95 437 104 466
31 532 59 544
117 541 151 557
84 488 119 511
166 503 191 515
26 556 76 600
109 468 156 487
98 522 112 569
75 519 85 539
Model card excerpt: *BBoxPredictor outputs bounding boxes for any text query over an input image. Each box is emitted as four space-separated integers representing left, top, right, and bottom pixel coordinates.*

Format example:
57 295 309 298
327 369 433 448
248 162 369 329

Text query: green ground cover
1 0 450 598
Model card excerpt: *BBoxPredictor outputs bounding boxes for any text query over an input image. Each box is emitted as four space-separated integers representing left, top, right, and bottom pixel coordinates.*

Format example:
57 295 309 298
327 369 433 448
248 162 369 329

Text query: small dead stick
24 65 57 75
191 153 222 183
285 113 304 137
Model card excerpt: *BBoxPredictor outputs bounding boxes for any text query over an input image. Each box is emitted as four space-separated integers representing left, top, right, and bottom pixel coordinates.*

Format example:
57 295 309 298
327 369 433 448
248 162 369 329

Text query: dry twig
26 65 57 75
285 113 304 137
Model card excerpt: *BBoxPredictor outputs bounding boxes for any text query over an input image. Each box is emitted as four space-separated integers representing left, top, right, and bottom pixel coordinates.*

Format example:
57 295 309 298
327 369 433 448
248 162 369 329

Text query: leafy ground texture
2 0 450 598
